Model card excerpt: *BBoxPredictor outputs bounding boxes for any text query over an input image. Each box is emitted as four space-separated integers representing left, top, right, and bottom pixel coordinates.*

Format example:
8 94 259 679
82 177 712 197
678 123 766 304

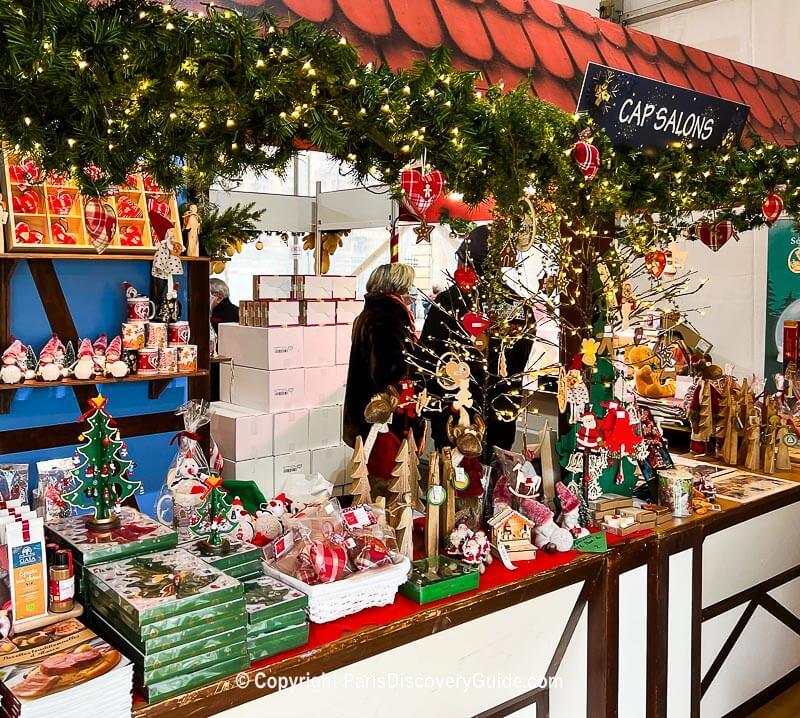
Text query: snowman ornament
227 496 255 542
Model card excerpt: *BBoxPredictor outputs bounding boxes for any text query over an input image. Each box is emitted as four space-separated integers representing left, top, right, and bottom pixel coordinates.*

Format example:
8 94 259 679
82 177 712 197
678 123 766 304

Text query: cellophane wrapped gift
156 400 213 540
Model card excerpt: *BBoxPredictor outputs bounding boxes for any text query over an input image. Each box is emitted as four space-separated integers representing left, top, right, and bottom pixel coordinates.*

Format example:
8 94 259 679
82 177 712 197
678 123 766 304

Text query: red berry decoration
454 265 477 290
762 193 784 224
573 140 600 180
644 250 667 278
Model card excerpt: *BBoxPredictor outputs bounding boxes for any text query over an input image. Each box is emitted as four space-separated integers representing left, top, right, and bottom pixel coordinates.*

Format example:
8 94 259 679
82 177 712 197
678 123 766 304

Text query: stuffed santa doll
556 481 589 538
576 411 602 450
72 338 96 380
37 336 67 382
104 336 129 378
0 340 25 384
92 334 107 374
528 500 574 552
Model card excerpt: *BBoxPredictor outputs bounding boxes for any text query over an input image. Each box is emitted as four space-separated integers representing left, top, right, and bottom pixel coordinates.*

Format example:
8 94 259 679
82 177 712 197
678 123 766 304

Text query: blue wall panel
0 258 193 517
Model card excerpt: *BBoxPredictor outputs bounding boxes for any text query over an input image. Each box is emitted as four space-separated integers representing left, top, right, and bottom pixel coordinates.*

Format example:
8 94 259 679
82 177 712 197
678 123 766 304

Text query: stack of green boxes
85 548 249 703
179 536 262 581
45 508 179 596
243 576 309 662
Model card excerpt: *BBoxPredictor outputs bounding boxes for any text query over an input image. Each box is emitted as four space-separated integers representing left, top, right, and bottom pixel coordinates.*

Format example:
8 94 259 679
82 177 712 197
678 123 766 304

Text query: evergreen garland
0 0 799 243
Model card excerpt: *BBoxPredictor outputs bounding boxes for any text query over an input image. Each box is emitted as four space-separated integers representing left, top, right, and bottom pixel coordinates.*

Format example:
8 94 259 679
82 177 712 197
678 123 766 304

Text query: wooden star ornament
413 219 433 243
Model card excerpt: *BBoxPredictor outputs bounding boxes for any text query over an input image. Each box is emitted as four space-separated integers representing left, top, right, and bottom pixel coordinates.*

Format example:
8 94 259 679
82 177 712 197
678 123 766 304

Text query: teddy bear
627 344 676 398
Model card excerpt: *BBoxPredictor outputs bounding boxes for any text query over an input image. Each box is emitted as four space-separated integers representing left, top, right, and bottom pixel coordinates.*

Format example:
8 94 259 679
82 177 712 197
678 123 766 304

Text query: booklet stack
243 576 309 662
179 536 263 582
0 618 132 718
84 548 247 703
46 508 179 596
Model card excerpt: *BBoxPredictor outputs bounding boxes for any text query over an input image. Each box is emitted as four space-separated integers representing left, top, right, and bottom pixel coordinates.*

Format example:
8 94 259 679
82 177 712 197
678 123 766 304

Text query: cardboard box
253 300 301 327
310 445 348 486
293 275 334 300
336 299 364 325
588 493 633 512
337 364 348 396
273 451 311 487
218 324 304 371
222 457 275 497
304 366 344 407
220 363 305 413
308 405 342 449
335 324 352 365
273 409 309 455
211 402 273 460
301 300 337 326
330 276 357 300
303 326 337 368
253 275 293 300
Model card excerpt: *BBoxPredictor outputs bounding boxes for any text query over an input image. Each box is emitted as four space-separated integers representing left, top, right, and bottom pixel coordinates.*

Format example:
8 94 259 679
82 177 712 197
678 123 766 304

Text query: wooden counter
131 462 800 718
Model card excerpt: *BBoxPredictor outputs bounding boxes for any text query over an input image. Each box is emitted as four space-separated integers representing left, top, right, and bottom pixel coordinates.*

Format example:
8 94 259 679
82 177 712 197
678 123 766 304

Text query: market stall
1 1 800 718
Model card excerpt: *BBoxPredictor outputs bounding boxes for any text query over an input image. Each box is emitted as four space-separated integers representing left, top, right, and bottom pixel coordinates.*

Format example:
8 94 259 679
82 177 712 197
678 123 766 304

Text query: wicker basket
262 557 411 623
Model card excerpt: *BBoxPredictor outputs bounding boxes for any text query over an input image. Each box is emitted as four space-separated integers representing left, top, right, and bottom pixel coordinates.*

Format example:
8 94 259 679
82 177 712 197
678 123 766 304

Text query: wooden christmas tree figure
392 492 414 561
349 436 372 505
65 394 141 532
720 378 739 465
189 474 235 555
387 439 412 517
406 430 425 513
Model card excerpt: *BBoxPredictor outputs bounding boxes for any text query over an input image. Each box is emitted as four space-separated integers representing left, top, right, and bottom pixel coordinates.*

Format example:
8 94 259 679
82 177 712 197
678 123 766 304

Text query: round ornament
783 432 798 447
427 484 447 506
644 250 667 278
453 471 470 491
573 140 600 179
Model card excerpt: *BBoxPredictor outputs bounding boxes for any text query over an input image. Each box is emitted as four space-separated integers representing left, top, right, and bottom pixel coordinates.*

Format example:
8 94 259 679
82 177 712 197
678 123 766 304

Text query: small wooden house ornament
487 507 537 562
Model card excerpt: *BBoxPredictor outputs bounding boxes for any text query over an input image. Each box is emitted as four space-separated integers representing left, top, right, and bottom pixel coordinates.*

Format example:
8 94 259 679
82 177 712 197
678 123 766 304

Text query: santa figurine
528 500 574 553
92 334 108 375
72 338 96 380
37 336 67 382
600 400 642 455
556 482 589 538
576 411 602 450
104 336 129 378
446 522 473 556
265 493 292 519
0 340 25 384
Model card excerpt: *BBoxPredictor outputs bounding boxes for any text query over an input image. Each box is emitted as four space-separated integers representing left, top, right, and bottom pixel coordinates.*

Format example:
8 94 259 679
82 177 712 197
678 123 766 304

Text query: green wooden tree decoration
65 394 141 531
189 474 234 555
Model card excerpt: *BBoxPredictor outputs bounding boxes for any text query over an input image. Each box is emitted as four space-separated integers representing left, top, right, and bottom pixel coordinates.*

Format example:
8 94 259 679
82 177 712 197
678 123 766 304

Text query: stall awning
185 0 800 147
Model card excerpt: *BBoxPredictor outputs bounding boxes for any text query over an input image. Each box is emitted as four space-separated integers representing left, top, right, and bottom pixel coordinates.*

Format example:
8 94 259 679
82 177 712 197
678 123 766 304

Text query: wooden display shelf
0 252 209 262
0 370 208 391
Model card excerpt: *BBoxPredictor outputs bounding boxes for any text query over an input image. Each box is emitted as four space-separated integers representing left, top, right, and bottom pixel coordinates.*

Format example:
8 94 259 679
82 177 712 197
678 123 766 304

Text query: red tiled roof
175 0 800 145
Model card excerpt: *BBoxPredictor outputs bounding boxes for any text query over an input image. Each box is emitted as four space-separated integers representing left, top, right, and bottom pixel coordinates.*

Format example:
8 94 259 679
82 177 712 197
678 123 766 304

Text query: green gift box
399 556 480 604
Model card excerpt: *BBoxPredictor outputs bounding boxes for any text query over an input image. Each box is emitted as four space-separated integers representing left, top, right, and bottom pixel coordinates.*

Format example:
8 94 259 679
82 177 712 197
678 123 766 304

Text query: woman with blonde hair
343 263 421 487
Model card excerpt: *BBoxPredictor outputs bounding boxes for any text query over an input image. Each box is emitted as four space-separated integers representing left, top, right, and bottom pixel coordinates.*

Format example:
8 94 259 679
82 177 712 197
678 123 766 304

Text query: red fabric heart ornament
117 195 143 219
714 220 737 246
454 266 478 290
9 160 41 184
142 174 160 193
120 226 143 246
573 140 600 179
644 250 667 278
47 192 73 216
762 193 784 224
400 169 445 218
146 196 170 218
14 189 39 214
124 174 139 190
83 164 102 181
462 312 491 337
83 198 117 254
14 221 42 244
51 221 77 245
694 222 712 246
309 540 348 583
696 221 733 252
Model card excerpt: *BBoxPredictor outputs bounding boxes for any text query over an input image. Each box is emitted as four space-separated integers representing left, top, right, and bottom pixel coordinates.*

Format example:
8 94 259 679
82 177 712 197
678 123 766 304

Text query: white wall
559 0 600 14
628 0 800 79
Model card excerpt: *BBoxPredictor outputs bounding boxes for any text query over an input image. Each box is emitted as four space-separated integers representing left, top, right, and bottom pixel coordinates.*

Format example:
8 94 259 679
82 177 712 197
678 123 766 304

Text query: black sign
577 62 750 150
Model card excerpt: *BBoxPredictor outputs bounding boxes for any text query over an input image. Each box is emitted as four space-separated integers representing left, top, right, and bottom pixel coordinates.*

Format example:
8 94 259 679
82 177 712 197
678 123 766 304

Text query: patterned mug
167 321 190 346
159 346 177 374
178 345 198 372
121 349 138 375
121 322 146 350
126 296 155 322
137 347 159 375
146 322 168 349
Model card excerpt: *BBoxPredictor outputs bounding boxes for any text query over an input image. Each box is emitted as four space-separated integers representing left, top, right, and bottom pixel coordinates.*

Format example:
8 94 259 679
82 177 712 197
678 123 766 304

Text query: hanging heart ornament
400 169 445 218
84 197 117 254
644 250 667 278
762 193 784 224
462 312 491 337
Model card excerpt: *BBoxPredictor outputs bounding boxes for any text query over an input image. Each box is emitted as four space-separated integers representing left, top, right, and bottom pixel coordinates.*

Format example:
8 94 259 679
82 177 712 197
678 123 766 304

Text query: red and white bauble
573 140 600 179
762 193 784 224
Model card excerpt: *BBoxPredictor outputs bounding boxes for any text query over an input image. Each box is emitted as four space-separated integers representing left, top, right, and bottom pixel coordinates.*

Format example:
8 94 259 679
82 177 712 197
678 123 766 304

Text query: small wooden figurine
182 203 200 257
720 377 739 465
743 411 762 472
440 447 457 543
349 436 372 505
392 492 414 561
776 419 792 472
425 450 440 560
487 507 537 561
761 420 778 474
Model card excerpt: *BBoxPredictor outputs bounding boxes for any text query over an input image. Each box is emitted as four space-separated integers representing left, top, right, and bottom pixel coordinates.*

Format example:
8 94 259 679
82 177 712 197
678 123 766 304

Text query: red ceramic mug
167 321 190 346
127 296 155 322
137 347 159 375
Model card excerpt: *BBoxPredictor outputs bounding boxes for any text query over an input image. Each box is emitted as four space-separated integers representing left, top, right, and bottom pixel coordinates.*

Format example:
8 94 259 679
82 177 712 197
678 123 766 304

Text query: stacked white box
211 402 273 460
213 277 359 500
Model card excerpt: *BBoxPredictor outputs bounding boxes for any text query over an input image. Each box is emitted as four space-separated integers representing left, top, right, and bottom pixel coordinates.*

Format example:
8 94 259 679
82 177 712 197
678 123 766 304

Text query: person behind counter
343 263 422 495
210 278 238 401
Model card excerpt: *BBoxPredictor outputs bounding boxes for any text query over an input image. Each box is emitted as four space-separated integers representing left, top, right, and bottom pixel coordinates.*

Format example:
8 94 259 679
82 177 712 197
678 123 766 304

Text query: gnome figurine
528 500 574 553
37 336 67 381
72 338 96 380
556 482 589 538
104 336 129 378
92 334 108 374
0 340 25 384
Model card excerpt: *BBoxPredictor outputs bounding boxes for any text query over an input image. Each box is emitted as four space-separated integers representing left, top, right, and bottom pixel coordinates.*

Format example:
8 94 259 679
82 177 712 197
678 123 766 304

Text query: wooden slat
0 259 17 414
